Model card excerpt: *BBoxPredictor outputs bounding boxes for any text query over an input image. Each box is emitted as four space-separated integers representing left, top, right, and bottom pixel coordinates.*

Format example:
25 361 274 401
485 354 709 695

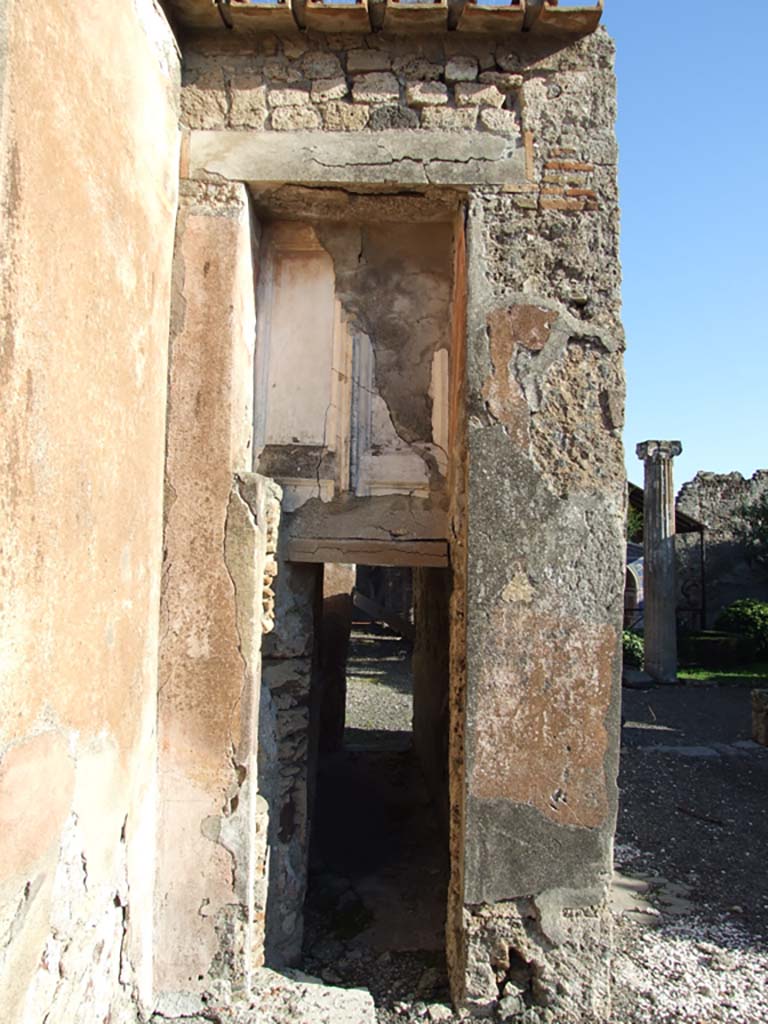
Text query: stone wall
0 2 180 1021
259 560 322 967
457 34 624 1023
180 31 526 138
1 7 625 1020
677 471 768 627
177 21 625 1022
155 182 285 1006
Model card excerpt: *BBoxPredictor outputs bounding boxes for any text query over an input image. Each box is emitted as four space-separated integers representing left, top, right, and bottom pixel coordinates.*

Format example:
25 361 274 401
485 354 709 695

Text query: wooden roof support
530 0 603 36
162 0 603 35
303 0 372 33
382 0 449 34
456 0 525 36
225 0 298 32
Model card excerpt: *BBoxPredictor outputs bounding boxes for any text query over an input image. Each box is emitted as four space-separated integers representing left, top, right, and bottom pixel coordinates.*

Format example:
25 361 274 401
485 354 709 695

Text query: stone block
352 72 400 105
479 107 520 134
300 52 343 80
445 34 495 69
262 58 303 84
347 48 393 74
268 87 311 108
181 70 227 129
420 107 477 131
406 81 448 108
228 76 268 129
753 689 768 746
368 104 419 130
478 71 524 92
445 56 478 83
321 101 370 131
249 968 376 1024
496 48 523 72
189 127 527 187
270 107 323 131
312 76 349 103
282 34 309 59
393 55 442 81
455 83 505 108
323 31 367 50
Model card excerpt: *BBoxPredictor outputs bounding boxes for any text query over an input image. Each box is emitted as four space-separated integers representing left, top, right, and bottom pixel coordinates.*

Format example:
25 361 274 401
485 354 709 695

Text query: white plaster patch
501 572 534 605
429 348 449 476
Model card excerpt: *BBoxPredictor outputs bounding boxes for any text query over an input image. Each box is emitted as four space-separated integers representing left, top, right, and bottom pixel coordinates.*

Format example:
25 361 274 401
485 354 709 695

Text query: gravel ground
344 626 413 745
304 637 768 1023
611 680 768 1023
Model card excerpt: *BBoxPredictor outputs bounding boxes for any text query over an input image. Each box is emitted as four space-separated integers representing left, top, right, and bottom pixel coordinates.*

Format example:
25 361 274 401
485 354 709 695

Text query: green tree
626 504 643 543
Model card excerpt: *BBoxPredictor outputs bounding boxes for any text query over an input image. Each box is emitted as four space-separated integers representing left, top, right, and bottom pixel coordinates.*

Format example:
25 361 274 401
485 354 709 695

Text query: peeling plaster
316 219 454 484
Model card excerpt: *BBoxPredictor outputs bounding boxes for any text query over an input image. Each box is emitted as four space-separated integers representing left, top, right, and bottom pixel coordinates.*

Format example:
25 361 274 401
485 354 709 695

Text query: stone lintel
287 537 448 567
188 129 527 188
636 439 683 463
284 491 448 544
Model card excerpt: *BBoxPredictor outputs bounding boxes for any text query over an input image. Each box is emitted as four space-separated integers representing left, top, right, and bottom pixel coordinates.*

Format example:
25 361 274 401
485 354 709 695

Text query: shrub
678 630 758 668
715 599 768 655
622 630 644 667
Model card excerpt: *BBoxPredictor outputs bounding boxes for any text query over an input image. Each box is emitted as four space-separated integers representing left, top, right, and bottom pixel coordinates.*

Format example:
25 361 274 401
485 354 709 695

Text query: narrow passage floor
302 626 452 1018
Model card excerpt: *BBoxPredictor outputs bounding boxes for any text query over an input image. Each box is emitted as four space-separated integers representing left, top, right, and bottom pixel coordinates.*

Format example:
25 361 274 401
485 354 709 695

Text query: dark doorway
303 565 452 1006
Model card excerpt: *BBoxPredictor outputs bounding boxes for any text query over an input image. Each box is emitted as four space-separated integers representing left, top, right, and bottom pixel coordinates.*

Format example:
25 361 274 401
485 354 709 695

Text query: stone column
636 441 682 683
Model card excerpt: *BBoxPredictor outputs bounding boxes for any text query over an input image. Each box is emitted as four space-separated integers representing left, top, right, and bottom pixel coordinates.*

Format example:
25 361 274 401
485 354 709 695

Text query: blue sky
600 2 768 490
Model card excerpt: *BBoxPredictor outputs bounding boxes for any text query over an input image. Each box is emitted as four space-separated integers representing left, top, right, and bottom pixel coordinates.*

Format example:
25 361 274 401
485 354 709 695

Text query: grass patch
677 661 768 684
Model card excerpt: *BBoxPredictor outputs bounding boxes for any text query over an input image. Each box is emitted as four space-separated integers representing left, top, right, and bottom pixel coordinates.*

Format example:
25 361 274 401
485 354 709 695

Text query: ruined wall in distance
677 471 768 627
0 1 180 1021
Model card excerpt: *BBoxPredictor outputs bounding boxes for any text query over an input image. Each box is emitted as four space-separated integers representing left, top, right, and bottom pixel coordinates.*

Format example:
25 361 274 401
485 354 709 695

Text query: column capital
636 440 682 463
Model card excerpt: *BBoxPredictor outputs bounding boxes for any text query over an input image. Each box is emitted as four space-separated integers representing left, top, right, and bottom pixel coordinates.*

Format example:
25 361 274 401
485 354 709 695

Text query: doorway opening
249 191 468 990
303 563 452 1005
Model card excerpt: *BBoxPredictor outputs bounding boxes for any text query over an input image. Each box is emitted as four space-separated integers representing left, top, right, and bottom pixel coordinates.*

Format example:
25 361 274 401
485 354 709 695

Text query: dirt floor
303 626 452 1020
301 630 768 1023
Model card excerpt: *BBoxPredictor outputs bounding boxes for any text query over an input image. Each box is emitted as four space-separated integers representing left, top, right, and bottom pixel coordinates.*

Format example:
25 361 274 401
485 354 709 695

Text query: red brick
540 197 587 212
544 159 594 172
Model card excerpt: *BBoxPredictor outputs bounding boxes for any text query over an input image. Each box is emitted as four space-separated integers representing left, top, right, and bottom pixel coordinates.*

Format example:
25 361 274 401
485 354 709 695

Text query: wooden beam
532 0 603 36
457 0 525 35
383 0 449 34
